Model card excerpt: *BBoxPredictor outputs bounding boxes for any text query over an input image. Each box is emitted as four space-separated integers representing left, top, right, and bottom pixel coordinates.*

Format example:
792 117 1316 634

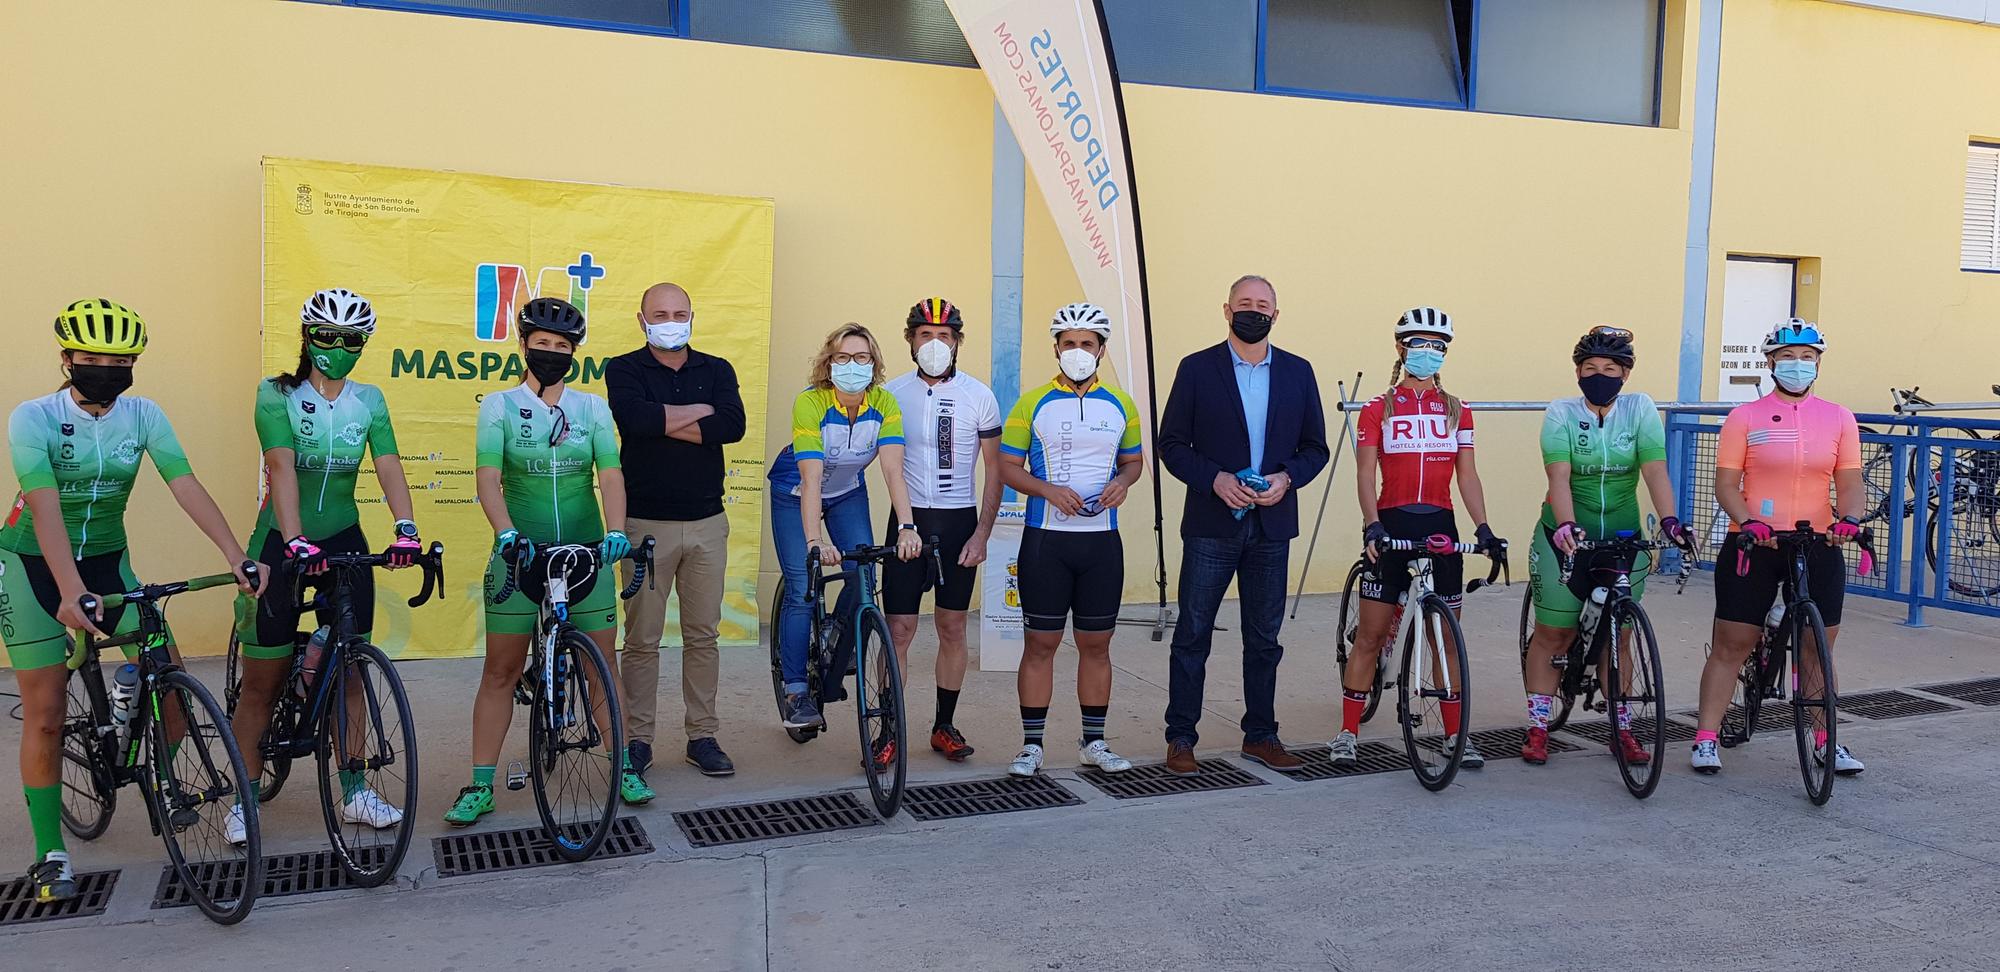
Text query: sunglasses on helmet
1586 326 1634 341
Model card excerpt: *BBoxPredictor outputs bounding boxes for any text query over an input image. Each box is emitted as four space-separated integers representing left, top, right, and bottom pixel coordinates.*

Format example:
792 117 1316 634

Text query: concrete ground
3 576 1998 970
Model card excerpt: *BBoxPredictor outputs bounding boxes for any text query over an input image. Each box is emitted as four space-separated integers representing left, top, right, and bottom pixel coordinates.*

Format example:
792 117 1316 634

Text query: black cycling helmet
906 297 963 335
1572 325 1635 367
518 297 587 345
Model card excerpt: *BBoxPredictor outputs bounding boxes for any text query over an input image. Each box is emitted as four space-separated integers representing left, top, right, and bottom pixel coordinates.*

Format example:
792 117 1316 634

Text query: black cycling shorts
238 523 374 652
1018 528 1123 633
1359 507 1463 607
1714 539 1847 628
882 506 979 614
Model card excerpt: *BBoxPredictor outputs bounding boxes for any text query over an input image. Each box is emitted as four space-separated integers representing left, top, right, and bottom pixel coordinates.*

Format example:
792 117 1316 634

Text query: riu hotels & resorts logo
389 251 611 385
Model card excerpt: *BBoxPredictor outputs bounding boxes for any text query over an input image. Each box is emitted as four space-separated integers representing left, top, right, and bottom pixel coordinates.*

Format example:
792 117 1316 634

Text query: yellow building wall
1707 0 2000 408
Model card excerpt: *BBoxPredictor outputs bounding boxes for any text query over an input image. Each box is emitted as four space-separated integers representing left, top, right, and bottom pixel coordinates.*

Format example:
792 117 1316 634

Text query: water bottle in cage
551 646 572 727
1381 606 1403 664
109 663 141 740
1578 587 1608 639
1764 600 1786 632
298 626 331 699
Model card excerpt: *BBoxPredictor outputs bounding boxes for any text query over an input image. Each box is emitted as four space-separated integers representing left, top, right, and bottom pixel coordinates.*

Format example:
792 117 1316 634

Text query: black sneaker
783 694 825 730
626 739 654 776
685 738 736 777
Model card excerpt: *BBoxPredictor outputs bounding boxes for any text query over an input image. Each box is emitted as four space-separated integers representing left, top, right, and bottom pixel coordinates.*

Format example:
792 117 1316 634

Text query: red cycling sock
1341 691 1368 735
1441 695 1463 737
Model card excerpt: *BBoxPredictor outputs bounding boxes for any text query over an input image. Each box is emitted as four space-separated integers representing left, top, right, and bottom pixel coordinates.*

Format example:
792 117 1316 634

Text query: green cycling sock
339 769 365 803
472 764 496 789
247 780 260 804
24 785 65 859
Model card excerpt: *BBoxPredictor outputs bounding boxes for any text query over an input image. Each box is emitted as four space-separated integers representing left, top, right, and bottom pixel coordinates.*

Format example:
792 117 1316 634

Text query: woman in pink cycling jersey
1692 319 1866 776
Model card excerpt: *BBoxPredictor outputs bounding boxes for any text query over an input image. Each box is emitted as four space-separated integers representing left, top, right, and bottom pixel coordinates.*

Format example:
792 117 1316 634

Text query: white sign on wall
978 501 1028 671
1717 258 1795 402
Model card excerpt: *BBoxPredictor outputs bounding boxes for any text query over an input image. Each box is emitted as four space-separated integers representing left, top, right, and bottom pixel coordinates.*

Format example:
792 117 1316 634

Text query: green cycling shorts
1527 525 1651 629
482 544 618 636
0 546 170 671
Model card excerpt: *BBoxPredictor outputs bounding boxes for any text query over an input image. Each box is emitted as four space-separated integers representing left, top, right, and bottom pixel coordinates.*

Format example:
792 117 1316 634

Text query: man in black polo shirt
606 281 747 784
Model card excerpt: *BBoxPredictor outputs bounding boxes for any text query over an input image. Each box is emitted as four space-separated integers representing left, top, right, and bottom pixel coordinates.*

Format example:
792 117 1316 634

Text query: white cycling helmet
1760 318 1826 353
302 288 377 334
1394 306 1453 343
1049 302 1112 339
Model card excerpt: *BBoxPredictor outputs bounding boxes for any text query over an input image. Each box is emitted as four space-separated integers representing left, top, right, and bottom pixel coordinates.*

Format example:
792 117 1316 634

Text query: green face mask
311 346 362 380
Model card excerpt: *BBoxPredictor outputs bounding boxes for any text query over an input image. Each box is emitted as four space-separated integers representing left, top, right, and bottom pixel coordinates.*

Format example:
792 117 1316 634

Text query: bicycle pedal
506 760 528 790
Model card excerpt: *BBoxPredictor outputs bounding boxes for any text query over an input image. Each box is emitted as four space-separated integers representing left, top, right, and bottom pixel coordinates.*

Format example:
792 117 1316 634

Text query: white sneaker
1817 744 1865 776
1078 740 1133 773
225 803 248 846
1447 734 1485 769
340 788 406 829
1008 744 1045 778
1691 739 1721 774
1327 730 1360 767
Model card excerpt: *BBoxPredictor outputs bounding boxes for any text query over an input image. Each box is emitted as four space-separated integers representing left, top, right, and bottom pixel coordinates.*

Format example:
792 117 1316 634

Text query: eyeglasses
831 352 875 366
1076 498 1106 517
307 326 369 352
1586 326 1634 341
547 403 570 448
1399 337 1449 352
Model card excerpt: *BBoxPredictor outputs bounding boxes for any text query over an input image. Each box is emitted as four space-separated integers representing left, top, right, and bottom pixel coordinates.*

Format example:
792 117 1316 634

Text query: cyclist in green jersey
1520 327 1688 764
225 289 423 845
446 297 645 825
2 300 265 903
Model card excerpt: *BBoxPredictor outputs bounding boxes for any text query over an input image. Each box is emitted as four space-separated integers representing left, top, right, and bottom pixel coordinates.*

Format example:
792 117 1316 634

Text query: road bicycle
488 538 654 861
1350 536 1507 792
766 538 940 818
1858 386 2000 597
1519 532 1686 799
1718 521 1873 806
61 564 264 924
223 543 443 887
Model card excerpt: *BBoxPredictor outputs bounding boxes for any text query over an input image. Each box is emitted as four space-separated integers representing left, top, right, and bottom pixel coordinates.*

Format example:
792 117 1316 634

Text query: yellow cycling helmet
54 299 149 355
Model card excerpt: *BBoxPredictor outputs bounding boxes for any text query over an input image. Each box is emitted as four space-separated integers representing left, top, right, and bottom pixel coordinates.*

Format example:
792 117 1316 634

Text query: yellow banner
262 158 773 657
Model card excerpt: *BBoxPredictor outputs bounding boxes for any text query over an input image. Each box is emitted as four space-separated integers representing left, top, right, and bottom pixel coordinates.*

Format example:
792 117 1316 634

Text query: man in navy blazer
1157 275 1329 775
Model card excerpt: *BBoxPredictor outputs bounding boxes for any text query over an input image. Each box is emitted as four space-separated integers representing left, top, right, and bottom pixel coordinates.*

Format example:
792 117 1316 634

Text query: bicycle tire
767 574 815 744
1790 600 1837 806
854 606 907 818
315 641 418 888
1605 599 1667 799
1336 561 1387 724
529 627 623 863
1926 500 2000 598
147 668 261 925
1398 593 1468 792
1722 629 1776 748
1533 590 1579 734
224 632 291 803
58 678 114 840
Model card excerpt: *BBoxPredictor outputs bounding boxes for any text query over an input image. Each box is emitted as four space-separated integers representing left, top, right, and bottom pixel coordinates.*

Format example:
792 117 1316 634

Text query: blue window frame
322 1 685 38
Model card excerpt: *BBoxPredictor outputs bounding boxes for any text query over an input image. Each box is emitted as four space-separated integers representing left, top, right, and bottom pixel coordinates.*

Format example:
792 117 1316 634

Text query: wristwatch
395 519 419 540
899 523 918 533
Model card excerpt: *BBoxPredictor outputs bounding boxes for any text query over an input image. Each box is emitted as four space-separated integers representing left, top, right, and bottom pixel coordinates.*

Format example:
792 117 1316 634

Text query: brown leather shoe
1165 740 1200 777
1240 738 1306 772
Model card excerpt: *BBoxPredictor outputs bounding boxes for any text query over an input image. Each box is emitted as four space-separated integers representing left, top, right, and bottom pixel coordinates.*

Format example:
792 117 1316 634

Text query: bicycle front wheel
147 669 262 925
1605 599 1667 799
315 641 418 888
855 606 907 818
1790 600 1837 806
1398 593 1468 792
529 627 623 862
59 675 114 840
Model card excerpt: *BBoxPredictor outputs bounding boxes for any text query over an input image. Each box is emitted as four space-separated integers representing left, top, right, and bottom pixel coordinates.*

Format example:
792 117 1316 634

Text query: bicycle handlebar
487 538 655 606
82 564 256 615
619 536 658 601
272 543 447 612
1732 520 1876 577
803 537 943 604
1374 537 1510 592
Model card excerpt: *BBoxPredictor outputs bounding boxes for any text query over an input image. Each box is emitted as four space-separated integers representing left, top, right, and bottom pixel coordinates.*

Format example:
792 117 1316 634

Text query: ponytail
273 339 313 392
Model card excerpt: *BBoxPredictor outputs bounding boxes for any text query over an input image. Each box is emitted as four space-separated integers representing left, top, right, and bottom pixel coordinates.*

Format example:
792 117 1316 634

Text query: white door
1717 258 1796 402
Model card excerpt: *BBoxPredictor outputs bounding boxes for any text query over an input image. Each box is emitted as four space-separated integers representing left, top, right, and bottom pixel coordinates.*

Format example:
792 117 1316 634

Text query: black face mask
69 364 135 406
1230 310 1273 345
524 348 575 387
1577 372 1625 407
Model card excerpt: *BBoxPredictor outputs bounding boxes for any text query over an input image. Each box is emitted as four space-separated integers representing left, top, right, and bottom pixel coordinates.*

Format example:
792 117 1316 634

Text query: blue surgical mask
1771 359 1817 394
830 361 873 393
1403 348 1446 380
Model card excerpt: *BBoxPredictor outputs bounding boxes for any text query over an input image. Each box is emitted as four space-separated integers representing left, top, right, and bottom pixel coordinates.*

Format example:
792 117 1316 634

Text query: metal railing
1667 408 2000 624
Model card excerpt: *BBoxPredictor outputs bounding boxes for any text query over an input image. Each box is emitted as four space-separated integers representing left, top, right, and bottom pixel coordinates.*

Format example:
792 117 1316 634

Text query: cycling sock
339 769 365 802
1440 694 1463 738
1616 703 1635 731
1341 691 1369 734
1814 728 1829 749
24 785 65 858
472 764 496 789
1080 705 1108 745
1694 730 1719 745
246 780 260 805
1020 706 1048 748
1526 694 1554 730
935 687 960 730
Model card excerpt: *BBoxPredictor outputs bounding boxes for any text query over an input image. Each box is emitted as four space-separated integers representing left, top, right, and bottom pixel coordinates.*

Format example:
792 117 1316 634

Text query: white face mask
644 318 692 351
1059 347 1100 383
915 338 955 378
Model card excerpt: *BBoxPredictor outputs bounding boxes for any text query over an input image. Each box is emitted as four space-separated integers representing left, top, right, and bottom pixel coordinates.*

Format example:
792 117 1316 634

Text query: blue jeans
771 484 874 695
1165 514 1290 746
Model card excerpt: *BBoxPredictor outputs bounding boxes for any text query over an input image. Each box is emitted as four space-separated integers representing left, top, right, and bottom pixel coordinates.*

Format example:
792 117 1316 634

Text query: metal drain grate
432 817 652 878
674 794 878 848
1285 740 1408 781
1077 758 1266 799
903 775 1082 821
1686 705 1850 738
0 870 116 927
1839 689 1962 721
1465 726 1580 755
1913 677 2000 707
154 846 394 909
1559 718 1700 746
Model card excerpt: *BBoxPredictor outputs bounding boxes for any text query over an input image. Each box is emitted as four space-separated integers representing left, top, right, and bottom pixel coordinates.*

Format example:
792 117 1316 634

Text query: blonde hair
808 322 885 390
